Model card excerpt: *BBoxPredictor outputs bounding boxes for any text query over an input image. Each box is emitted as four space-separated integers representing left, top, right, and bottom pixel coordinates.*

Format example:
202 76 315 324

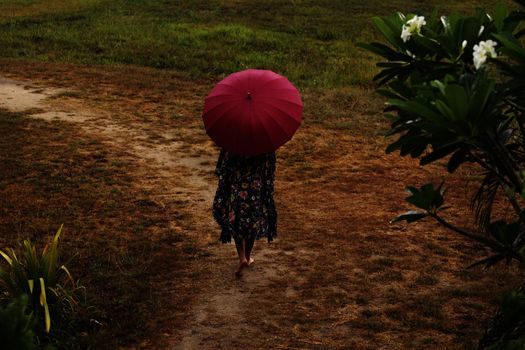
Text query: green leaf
404 182 445 211
412 35 444 55
467 254 505 269
39 278 46 306
409 142 428 158
385 133 427 154
373 66 406 85
492 32 525 61
59 265 74 285
447 148 468 172
468 78 496 123
0 250 13 266
459 17 484 44
504 10 525 34
357 42 407 61
420 142 462 166
444 84 468 119
376 88 404 100
434 100 455 120
388 98 443 122
493 4 509 31
46 225 63 283
53 224 63 245
440 15 451 33
43 303 51 334
372 16 402 49
431 80 446 94
487 220 521 245
391 210 428 223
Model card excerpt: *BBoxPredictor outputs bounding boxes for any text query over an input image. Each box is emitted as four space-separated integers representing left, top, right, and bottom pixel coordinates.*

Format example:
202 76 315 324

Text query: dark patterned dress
212 150 277 243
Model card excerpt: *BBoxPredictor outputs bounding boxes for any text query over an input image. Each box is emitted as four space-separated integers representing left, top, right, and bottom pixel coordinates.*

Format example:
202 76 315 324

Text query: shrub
0 294 38 350
360 0 525 268
360 0 525 348
0 225 81 335
479 290 525 349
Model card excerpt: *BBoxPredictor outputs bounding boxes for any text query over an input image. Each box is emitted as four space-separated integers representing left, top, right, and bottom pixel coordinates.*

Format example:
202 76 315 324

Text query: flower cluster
473 40 497 70
401 15 426 42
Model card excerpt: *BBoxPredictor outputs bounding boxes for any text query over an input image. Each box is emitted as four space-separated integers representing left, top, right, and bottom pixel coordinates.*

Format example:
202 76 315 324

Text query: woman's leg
233 237 248 276
233 237 245 261
245 237 255 265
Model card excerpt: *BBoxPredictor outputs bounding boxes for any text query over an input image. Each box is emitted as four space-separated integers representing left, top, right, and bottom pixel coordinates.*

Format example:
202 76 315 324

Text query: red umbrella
202 69 303 156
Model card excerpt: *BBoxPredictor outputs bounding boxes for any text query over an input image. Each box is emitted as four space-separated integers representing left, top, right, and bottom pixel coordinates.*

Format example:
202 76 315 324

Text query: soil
0 60 523 349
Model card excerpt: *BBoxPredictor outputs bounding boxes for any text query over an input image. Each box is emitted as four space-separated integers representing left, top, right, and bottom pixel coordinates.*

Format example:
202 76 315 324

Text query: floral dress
212 150 277 243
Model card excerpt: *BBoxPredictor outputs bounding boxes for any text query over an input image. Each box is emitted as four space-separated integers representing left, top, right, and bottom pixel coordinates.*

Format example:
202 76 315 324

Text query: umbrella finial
247 92 252 101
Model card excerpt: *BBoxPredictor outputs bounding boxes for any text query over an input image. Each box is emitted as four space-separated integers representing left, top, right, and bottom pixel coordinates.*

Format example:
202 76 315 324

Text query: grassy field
0 1 522 349
0 0 513 88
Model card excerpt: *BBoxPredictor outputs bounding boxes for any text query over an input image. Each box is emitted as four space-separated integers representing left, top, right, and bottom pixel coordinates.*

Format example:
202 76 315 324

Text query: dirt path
0 76 307 349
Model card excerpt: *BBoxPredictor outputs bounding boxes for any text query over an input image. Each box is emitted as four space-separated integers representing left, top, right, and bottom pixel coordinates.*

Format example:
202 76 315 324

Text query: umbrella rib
204 96 243 111
204 100 239 117
253 76 286 92
204 103 244 131
231 109 246 155
217 81 244 94
257 95 303 108
248 98 257 153
206 93 243 99
260 107 297 139
230 73 247 93
258 101 303 123
254 109 280 151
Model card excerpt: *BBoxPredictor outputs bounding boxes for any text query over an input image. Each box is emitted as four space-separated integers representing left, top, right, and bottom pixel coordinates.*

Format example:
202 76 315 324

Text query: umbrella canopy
202 69 303 156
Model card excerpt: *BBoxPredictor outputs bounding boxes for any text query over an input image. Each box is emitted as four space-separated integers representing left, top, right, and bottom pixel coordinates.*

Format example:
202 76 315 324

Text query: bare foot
247 257 255 266
235 259 248 277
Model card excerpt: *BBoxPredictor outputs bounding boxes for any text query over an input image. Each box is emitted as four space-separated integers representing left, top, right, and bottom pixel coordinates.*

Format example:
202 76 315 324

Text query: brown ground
0 59 522 349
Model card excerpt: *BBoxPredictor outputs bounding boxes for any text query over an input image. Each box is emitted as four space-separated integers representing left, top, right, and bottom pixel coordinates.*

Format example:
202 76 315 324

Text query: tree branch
468 151 514 189
487 134 523 193
429 212 504 251
501 185 525 223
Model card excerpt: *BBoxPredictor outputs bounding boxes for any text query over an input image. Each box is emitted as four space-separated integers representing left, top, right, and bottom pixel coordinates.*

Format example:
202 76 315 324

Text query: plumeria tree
360 1 525 267
360 1 525 347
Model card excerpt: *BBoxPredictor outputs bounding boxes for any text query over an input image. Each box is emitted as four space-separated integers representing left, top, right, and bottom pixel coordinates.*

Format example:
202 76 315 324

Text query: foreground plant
360 0 525 268
0 295 38 350
0 225 81 335
360 0 525 348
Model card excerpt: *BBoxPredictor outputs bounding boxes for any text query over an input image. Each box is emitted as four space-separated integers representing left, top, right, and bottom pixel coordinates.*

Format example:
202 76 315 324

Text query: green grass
0 0 514 88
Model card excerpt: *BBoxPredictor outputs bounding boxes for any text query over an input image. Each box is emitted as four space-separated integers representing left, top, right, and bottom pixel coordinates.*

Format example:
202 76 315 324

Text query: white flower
440 16 449 31
407 15 427 29
401 15 426 42
478 25 485 37
401 26 412 42
473 39 497 70
462 40 468 50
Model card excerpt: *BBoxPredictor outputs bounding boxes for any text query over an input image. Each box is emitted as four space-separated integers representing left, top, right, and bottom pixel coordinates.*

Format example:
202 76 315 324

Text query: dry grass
0 103 203 348
0 59 523 349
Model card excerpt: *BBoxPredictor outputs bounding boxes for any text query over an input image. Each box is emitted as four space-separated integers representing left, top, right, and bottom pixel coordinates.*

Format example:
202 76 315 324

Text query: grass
0 0 515 88
0 108 196 348
0 57 522 349
0 0 523 348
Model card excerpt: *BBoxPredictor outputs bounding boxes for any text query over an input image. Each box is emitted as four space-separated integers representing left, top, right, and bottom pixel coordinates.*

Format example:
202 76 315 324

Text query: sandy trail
0 76 302 349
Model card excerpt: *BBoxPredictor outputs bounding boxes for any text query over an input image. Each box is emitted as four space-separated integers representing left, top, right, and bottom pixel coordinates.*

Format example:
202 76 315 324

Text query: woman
212 149 277 277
